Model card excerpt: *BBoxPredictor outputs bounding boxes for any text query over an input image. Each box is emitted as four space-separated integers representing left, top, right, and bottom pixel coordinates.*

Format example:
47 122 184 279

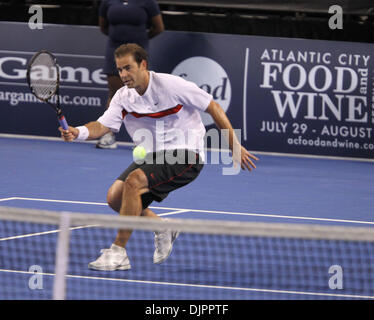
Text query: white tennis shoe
88 244 131 271
153 229 179 264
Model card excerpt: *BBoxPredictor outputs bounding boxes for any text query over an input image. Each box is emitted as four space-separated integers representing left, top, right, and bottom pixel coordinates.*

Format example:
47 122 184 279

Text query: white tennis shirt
97 71 213 161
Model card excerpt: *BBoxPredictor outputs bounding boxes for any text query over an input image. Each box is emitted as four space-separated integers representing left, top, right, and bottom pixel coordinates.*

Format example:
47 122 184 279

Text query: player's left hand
233 145 259 171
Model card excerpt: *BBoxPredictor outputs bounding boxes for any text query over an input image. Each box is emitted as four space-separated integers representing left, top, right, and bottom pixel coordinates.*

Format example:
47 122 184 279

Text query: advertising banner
246 38 374 158
0 22 110 137
149 32 374 158
0 22 373 159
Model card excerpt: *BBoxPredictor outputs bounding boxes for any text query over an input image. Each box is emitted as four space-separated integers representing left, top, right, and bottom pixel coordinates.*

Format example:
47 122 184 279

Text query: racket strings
29 53 58 100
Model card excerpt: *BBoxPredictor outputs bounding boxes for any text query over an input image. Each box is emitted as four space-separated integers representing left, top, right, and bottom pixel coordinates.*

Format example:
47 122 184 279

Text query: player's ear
141 59 148 70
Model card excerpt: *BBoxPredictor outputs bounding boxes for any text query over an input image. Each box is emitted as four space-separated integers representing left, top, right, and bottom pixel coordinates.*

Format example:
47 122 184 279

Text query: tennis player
59 43 258 271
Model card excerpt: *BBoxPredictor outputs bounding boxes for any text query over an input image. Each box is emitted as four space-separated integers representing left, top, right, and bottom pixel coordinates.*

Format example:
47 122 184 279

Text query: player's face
115 54 147 90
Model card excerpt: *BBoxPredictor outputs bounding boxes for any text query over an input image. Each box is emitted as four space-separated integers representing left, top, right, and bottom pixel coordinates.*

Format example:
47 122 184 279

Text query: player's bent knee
107 193 119 212
107 180 124 212
124 169 148 191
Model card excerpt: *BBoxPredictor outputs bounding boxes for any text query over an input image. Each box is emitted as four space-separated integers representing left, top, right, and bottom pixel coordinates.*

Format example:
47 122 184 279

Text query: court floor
1 135 374 299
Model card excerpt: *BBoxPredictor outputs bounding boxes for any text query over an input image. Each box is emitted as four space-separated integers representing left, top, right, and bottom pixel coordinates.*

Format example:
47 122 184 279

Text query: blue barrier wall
0 22 373 159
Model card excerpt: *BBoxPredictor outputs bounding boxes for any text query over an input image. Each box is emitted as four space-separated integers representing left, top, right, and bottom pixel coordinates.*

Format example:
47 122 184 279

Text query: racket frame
26 50 68 130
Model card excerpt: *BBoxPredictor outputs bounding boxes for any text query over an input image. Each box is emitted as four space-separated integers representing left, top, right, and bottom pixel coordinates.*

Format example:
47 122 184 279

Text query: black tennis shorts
117 149 204 209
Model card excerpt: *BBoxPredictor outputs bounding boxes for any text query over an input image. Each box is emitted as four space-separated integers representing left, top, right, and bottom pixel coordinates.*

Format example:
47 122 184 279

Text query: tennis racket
26 50 69 130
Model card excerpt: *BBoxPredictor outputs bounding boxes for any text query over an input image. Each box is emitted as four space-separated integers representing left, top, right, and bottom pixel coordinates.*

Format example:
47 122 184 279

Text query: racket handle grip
58 115 69 131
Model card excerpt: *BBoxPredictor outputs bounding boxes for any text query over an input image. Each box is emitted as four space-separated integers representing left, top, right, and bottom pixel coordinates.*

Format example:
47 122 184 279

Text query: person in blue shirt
97 0 164 149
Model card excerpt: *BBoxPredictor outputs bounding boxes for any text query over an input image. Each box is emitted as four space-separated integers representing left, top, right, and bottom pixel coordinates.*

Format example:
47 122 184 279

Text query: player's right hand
59 126 79 142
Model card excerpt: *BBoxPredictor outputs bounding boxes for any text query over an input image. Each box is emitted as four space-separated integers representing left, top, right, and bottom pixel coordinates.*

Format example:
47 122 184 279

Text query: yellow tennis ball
133 146 147 160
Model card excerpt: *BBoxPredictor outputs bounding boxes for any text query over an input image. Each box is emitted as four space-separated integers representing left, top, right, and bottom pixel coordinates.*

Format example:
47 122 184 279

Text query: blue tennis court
1 136 374 299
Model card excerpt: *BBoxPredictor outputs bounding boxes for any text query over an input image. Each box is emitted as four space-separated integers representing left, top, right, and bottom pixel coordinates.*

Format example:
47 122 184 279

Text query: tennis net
1 206 374 300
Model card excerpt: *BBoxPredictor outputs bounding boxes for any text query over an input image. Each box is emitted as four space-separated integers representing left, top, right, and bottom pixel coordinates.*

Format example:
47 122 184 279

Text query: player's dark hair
114 43 148 68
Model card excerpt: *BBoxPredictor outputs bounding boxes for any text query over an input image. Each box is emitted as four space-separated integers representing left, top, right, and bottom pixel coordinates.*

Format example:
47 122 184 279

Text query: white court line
0 225 97 242
0 198 187 241
0 268 372 299
157 209 189 216
0 210 187 241
0 197 17 202
1 196 374 226
0 197 107 206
